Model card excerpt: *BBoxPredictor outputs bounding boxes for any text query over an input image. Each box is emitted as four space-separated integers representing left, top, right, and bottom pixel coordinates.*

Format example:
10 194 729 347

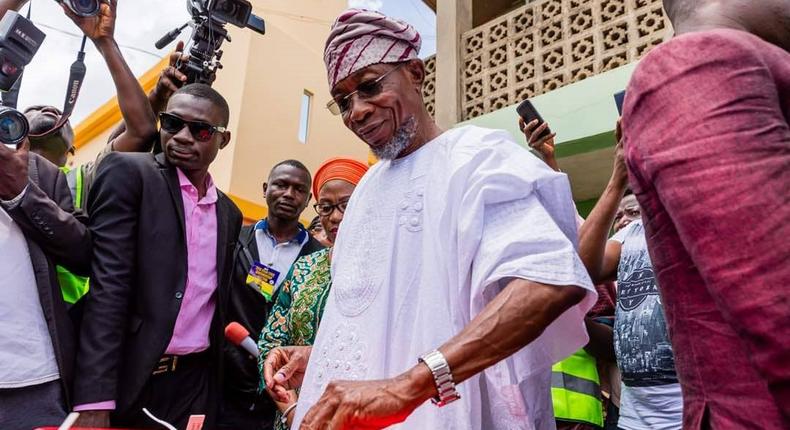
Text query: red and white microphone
225 322 259 358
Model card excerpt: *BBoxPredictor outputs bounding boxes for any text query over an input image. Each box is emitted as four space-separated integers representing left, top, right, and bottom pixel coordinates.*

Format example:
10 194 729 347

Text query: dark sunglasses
159 112 226 142
326 62 406 116
314 201 349 217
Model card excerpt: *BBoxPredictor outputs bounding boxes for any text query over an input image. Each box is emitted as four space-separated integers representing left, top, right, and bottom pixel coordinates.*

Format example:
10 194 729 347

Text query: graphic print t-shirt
611 220 678 387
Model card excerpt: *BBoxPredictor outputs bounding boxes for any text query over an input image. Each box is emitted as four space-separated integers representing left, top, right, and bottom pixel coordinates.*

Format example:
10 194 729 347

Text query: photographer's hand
62 0 116 43
149 41 189 114
0 0 29 21
0 139 30 201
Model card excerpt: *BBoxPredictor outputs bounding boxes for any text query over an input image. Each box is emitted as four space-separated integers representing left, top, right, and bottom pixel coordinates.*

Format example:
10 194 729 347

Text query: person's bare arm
63 0 156 153
107 42 188 146
578 136 626 284
432 280 587 385
274 280 586 428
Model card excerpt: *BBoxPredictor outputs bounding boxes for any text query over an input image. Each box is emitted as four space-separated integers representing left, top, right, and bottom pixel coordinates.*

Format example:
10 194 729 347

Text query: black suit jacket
5 153 91 407
73 152 242 417
223 223 324 407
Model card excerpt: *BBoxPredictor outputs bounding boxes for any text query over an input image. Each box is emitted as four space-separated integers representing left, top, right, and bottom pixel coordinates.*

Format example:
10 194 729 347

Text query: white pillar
434 0 473 128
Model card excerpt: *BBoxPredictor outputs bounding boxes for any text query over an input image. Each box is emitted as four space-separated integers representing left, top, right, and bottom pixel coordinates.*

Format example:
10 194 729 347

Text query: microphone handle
240 336 260 358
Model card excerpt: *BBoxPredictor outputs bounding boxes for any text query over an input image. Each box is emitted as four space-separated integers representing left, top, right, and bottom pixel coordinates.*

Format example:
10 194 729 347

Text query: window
298 90 312 144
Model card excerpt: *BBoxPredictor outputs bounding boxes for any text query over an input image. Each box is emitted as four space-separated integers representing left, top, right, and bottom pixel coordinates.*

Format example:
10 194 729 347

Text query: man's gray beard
370 116 418 160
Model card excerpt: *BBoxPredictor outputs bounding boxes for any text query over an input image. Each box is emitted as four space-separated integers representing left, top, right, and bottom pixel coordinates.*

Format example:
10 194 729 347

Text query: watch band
418 350 461 407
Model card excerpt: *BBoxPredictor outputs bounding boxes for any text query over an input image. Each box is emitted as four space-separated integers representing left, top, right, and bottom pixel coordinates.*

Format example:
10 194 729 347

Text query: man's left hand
0 139 29 200
300 368 434 429
62 0 116 43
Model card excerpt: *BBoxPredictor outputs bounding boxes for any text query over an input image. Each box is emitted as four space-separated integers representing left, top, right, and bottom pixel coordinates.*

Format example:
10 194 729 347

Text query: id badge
246 262 281 301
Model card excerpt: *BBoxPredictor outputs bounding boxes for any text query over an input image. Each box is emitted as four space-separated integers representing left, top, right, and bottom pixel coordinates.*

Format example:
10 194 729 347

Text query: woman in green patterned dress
258 157 368 429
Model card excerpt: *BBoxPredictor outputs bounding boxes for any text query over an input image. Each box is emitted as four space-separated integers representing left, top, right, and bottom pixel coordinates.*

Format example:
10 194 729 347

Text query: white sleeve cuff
0 184 29 209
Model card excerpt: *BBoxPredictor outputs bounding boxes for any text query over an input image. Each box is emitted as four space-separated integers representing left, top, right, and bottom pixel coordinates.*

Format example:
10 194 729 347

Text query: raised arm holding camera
57 0 157 208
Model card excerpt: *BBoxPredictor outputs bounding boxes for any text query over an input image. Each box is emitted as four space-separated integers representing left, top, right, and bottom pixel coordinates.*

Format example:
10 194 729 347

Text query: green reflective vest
58 166 90 304
551 348 604 427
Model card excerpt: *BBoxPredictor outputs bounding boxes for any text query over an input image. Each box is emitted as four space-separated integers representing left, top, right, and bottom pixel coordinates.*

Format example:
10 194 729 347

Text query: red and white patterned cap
324 8 422 90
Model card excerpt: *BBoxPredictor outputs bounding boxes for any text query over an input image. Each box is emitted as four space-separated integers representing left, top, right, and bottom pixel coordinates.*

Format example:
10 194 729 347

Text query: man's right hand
263 345 312 403
73 410 111 428
0 139 29 201
150 41 189 112
62 0 116 44
519 117 560 172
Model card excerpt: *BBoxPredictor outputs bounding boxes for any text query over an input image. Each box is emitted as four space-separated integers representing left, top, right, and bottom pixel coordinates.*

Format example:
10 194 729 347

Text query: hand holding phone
517 99 551 141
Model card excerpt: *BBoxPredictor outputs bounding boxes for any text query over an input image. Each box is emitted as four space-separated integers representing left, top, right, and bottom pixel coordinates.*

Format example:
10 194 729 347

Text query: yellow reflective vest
58 166 90 304
551 348 604 427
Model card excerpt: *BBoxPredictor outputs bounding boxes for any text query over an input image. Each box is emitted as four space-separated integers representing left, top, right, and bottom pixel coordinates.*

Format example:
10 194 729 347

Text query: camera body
59 0 101 17
0 11 46 92
0 106 30 149
181 0 265 85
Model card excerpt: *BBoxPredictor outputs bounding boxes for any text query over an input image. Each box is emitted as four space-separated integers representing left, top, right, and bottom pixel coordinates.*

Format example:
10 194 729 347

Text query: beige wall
223 0 367 206
71 0 367 221
69 126 114 170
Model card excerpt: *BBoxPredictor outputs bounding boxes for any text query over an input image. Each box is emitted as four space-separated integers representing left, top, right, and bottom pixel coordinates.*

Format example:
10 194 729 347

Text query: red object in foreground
224 321 249 347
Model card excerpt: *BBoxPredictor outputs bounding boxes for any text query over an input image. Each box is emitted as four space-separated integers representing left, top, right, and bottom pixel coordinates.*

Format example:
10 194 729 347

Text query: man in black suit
0 142 90 429
72 83 242 429
220 161 324 430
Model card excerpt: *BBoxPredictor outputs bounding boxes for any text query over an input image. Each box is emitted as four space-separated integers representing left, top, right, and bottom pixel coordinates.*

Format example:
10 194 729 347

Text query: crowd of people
0 0 787 429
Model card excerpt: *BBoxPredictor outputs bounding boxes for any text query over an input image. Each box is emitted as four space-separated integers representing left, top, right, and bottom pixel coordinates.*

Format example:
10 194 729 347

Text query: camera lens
0 108 29 146
210 0 250 27
65 0 101 17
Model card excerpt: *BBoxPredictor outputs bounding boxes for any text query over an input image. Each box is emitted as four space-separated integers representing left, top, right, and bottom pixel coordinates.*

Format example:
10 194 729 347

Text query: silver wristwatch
418 350 461 407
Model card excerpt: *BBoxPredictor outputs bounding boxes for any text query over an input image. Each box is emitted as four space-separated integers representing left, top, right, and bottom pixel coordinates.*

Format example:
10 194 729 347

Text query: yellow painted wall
71 0 367 223
226 1 366 207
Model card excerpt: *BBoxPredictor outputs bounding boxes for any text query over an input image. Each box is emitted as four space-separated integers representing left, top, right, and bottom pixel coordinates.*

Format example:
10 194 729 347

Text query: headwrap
312 157 369 198
324 8 422 89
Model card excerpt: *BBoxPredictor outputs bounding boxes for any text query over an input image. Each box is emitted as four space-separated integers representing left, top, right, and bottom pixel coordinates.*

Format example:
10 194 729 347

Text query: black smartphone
614 90 626 115
516 99 551 141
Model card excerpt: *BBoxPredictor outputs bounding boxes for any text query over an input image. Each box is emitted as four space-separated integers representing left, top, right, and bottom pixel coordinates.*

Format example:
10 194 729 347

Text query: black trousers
113 351 214 430
0 380 66 430
216 391 275 430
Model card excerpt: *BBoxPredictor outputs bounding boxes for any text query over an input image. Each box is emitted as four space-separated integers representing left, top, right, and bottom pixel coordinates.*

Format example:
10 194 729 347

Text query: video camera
156 0 265 85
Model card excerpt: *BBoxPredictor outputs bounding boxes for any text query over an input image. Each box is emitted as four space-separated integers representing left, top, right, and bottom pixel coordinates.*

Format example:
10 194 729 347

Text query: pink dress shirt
165 168 219 354
75 168 219 412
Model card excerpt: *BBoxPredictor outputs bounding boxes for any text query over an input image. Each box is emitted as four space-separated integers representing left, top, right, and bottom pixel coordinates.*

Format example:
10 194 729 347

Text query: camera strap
29 35 88 138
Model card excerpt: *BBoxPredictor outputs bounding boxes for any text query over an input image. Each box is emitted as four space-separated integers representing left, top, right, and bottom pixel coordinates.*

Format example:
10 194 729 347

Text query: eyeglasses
314 201 349 217
326 62 406 116
159 112 226 142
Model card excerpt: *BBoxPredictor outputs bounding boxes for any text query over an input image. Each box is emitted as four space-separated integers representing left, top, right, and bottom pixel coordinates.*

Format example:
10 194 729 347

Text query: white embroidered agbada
292 125 596 429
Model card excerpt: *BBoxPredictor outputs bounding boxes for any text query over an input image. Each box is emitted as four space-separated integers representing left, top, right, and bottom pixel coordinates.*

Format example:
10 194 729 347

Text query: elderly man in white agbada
263 9 597 430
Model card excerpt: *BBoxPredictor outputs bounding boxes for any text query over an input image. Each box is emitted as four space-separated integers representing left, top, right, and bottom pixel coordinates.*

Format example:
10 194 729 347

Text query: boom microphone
225 322 259 358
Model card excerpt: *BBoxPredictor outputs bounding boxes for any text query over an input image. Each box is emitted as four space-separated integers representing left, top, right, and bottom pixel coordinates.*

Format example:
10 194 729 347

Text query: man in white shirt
263 9 597 429
0 141 90 429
